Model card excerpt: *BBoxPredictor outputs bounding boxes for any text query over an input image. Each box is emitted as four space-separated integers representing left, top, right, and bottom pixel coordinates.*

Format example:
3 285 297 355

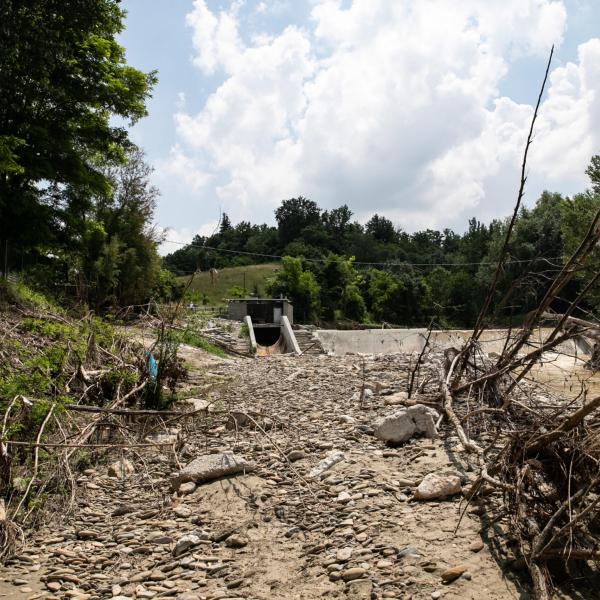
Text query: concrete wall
227 301 247 321
281 316 301 354
244 316 257 354
315 329 427 355
314 327 583 357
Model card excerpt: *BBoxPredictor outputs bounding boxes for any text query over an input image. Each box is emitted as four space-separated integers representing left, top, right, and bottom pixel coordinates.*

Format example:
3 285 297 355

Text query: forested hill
164 160 600 327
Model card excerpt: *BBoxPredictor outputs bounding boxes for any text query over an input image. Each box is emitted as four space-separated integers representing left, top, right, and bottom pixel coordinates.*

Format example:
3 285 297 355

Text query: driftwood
435 45 600 600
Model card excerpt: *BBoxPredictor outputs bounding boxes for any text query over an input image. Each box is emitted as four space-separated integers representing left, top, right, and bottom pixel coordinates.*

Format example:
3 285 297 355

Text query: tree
366 214 398 244
0 0 156 255
586 155 600 195
266 257 320 322
219 213 233 235
275 197 321 246
64 147 162 308
318 254 366 322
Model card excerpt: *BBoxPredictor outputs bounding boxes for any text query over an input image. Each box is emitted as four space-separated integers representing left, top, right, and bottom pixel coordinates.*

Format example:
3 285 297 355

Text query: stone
107 458 135 478
373 404 439 443
76 529 99 540
178 482 197 495
346 578 373 598
309 451 345 479
145 432 179 445
174 534 202 557
185 398 211 413
383 391 408 406
336 491 352 503
171 452 255 491
398 546 421 558
336 547 353 562
441 564 468 583
469 540 484 552
341 567 367 582
173 505 193 518
414 473 462 500
287 450 306 462
225 534 248 548
431 592 442 599
46 582 61 592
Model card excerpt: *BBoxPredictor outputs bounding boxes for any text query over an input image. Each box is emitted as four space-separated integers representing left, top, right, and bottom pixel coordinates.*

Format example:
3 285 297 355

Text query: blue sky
118 1 600 253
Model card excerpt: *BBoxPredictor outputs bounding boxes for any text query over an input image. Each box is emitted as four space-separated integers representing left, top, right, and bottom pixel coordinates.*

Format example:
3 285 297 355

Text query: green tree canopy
0 0 156 247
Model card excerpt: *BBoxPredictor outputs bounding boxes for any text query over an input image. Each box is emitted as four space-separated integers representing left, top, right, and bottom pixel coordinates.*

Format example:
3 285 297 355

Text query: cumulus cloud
164 0 600 231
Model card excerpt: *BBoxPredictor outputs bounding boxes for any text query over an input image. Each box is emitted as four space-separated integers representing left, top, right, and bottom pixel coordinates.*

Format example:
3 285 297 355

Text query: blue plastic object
146 352 158 380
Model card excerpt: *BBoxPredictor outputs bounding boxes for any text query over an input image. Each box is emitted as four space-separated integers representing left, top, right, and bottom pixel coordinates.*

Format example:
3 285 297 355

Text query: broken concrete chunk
309 450 345 479
171 451 255 491
373 404 439 444
414 472 462 500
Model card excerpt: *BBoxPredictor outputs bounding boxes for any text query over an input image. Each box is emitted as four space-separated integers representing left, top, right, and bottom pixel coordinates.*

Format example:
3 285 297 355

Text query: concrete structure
228 298 299 355
281 316 301 355
227 298 293 325
314 327 585 357
243 315 257 354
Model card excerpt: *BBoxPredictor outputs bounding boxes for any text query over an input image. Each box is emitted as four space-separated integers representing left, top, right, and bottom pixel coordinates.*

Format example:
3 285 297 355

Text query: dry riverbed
0 347 582 600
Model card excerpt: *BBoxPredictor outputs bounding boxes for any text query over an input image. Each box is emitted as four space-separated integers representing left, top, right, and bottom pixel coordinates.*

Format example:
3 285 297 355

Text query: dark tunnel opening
253 326 282 347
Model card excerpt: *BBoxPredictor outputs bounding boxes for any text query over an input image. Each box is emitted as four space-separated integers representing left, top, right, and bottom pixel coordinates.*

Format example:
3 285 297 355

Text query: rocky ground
0 348 540 600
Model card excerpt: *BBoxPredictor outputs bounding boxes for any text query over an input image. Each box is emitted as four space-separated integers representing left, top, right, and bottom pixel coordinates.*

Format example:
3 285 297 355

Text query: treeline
165 158 600 326
0 1 180 310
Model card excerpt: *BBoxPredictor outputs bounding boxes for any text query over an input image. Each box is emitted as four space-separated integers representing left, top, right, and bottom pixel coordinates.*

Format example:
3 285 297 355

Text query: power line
161 237 564 269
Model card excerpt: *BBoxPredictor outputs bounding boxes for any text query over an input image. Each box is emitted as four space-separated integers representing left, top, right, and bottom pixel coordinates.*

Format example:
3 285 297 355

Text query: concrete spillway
314 328 587 357
245 316 301 356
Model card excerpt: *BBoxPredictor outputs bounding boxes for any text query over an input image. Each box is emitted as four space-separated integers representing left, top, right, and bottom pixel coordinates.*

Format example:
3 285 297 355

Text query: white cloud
159 221 219 256
166 0 600 231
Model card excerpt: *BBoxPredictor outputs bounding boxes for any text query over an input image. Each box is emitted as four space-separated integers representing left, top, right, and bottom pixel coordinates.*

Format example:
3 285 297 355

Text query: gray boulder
373 404 439 443
171 451 255 491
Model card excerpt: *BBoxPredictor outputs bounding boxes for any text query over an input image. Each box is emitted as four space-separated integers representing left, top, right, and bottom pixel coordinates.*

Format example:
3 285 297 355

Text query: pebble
341 567 368 582
441 564 469 583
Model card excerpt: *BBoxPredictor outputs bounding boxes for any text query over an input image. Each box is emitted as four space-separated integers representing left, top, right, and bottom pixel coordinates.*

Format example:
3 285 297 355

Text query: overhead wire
161 237 565 271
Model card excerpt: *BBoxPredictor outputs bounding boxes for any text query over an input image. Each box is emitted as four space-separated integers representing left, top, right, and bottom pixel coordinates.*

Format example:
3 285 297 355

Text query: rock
336 491 352 503
287 450 306 462
173 534 201 557
414 473 462 500
46 581 61 592
431 592 442 599
76 529 99 540
339 415 356 424
173 504 192 518
185 398 211 413
341 567 367 582
441 564 468 583
373 404 439 443
383 391 408 406
225 534 248 548
171 452 255 491
145 432 179 445
336 547 353 561
178 482 197 495
309 451 345 479
469 540 484 553
398 545 421 558
346 578 373 598
107 458 135 478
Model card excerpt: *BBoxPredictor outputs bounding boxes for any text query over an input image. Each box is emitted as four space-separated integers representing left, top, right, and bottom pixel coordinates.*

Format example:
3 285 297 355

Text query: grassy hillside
179 263 281 306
